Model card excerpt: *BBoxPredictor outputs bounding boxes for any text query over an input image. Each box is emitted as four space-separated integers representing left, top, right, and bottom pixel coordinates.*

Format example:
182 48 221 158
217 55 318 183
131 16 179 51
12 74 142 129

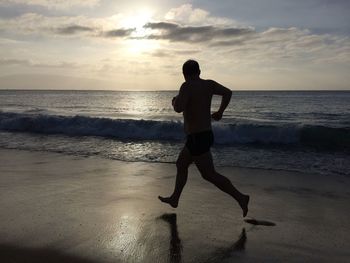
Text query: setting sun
120 9 153 37
118 9 158 54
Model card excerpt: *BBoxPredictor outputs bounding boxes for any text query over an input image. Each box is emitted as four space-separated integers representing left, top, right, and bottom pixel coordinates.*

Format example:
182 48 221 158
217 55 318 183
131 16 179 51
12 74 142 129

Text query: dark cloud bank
53 21 255 46
143 22 254 44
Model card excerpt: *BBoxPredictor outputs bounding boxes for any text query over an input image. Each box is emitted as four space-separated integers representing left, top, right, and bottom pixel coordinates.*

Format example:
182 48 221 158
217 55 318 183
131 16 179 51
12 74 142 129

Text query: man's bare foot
158 196 178 208
239 195 249 217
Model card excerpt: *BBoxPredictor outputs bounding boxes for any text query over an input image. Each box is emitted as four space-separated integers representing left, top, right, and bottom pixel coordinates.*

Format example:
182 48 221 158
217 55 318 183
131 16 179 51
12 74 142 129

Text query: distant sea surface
0 90 349 176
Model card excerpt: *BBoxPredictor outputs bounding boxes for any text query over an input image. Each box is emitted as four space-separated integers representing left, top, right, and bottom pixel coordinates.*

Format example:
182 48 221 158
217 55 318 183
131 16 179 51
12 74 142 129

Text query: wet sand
0 149 349 262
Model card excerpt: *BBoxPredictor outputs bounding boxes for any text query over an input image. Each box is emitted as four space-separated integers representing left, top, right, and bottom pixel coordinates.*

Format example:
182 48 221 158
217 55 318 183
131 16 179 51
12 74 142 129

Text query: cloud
0 74 118 90
0 13 135 38
55 25 95 35
0 13 96 35
0 37 22 45
0 58 30 66
143 22 254 43
0 0 100 10
103 28 135 38
209 38 250 47
155 4 350 65
0 58 78 68
164 4 238 26
147 48 201 58
0 5 349 68
142 15 350 65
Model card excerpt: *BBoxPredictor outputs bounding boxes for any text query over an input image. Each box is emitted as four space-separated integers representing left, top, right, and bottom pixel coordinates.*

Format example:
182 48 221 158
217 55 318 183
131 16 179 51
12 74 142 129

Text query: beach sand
0 149 349 262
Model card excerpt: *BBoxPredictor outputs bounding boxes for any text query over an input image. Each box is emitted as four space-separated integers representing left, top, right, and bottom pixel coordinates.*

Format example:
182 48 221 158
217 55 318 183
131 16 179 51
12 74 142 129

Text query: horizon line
0 89 349 92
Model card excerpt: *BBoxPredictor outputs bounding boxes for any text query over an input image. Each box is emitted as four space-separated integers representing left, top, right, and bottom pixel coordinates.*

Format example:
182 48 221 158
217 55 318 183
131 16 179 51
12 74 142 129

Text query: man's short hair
182 60 200 76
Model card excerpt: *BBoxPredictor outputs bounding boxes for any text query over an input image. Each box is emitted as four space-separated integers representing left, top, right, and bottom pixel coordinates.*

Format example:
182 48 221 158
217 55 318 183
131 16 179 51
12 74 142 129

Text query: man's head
182 60 200 80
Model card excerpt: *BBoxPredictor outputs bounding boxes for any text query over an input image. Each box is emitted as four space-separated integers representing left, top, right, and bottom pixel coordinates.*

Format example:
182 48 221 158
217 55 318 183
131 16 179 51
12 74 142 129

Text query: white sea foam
0 111 349 149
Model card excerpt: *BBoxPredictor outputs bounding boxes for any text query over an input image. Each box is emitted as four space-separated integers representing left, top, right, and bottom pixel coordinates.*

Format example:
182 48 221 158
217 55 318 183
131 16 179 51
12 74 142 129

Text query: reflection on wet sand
158 213 183 263
244 218 276 226
158 213 247 263
202 228 247 263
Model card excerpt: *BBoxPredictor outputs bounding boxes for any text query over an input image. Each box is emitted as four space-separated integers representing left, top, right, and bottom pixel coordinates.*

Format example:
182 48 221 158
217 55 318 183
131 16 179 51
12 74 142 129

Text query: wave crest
0 112 349 149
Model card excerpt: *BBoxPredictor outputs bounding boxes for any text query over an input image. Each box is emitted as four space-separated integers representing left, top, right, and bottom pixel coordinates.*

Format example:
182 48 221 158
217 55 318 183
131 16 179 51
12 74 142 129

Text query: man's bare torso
181 79 214 134
173 77 231 135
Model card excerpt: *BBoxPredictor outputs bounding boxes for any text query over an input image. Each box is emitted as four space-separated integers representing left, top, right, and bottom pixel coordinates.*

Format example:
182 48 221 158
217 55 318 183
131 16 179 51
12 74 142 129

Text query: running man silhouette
159 60 250 217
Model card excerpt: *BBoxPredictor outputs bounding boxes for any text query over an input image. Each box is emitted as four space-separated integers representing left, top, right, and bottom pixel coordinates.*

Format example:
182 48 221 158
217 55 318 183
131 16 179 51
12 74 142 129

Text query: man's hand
172 96 177 107
211 111 223 121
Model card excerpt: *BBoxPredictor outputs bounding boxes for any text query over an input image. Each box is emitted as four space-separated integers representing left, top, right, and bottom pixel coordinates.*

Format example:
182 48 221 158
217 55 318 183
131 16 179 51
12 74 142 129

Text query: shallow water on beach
0 90 349 176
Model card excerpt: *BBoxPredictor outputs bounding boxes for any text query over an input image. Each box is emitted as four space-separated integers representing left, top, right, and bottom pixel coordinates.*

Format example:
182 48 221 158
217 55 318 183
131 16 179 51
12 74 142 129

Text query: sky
0 0 349 90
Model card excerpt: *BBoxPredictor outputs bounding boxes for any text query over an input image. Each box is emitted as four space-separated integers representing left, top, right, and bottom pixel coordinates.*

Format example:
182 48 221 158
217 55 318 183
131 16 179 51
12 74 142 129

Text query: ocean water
0 90 349 176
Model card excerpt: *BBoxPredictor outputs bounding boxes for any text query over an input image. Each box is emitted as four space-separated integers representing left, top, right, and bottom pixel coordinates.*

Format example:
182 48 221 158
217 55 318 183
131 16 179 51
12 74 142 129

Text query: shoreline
1 145 345 179
1 148 349 262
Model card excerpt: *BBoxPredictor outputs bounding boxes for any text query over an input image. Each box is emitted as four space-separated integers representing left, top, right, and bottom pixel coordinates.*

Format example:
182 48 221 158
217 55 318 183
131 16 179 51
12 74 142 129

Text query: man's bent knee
176 159 189 172
200 171 216 182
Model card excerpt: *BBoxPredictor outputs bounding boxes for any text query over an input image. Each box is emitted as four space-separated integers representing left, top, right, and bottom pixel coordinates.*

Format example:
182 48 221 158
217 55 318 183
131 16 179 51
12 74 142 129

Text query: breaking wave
0 111 349 149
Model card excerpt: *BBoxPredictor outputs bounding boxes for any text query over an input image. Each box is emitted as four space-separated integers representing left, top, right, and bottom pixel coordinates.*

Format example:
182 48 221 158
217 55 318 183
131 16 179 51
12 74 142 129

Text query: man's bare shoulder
203 79 231 95
181 79 217 93
179 82 191 95
198 79 217 93
180 81 189 88
202 79 217 85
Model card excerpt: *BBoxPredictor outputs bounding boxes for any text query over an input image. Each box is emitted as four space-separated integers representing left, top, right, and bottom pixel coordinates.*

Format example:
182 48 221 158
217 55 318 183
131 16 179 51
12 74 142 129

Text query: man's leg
158 147 193 208
193 151 250 217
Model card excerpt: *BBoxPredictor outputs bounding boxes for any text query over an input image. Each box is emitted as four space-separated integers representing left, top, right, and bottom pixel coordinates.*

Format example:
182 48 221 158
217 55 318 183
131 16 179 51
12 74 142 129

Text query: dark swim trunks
185 130 214 156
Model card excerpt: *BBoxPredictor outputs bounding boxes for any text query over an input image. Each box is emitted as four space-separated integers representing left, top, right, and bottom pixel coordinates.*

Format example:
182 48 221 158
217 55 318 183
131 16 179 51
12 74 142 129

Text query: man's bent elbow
225 89 232 100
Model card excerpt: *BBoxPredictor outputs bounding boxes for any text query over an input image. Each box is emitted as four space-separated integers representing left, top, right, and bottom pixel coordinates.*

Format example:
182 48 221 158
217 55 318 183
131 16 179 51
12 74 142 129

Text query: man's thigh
193 150 215 174
176 146 193 169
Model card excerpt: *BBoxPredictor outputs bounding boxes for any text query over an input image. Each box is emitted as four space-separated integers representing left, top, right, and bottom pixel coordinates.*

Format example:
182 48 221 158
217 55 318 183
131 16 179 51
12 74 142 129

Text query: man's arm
173 83 190 113
210 80 232 121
